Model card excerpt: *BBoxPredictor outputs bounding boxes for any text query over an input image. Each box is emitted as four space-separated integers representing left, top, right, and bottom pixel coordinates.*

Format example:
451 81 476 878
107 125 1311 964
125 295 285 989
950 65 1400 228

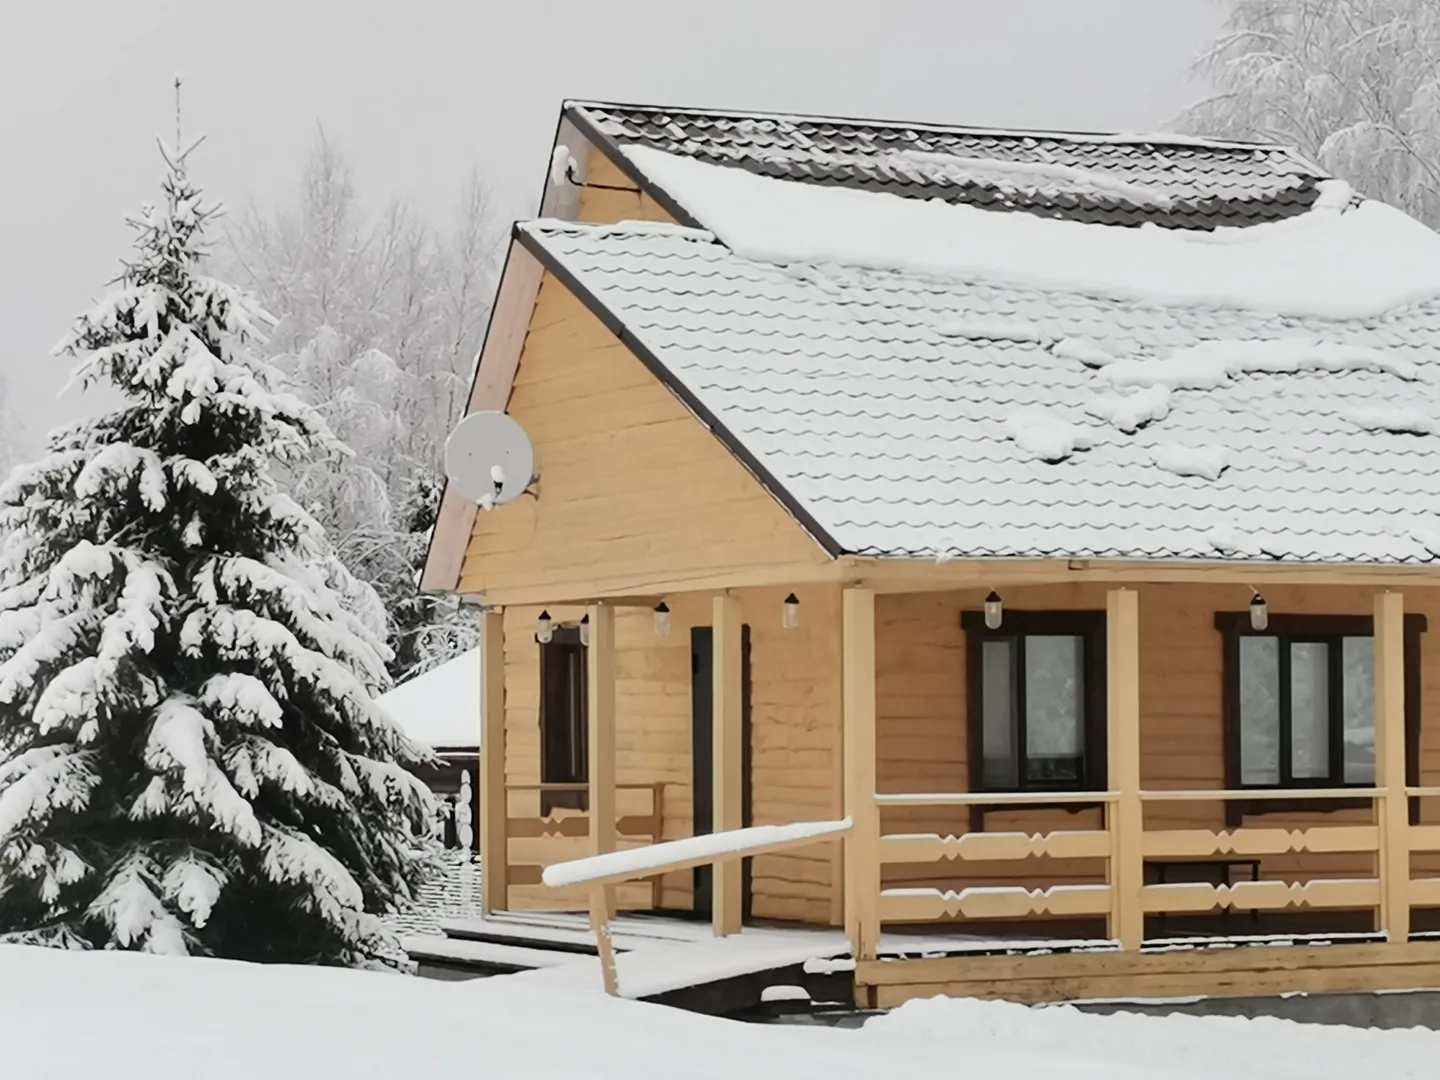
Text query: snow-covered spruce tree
0 140 435 966
389 472 477 681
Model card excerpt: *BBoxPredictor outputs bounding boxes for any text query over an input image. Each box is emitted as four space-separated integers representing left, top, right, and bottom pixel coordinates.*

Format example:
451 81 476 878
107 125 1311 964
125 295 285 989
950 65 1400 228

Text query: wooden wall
575 149 673 224
876 582 1440 898
501 588 844 924
456 273 832 600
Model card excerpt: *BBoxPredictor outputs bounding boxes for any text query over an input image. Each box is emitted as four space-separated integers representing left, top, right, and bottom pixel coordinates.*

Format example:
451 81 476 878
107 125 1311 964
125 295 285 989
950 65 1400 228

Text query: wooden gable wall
454 146 831 603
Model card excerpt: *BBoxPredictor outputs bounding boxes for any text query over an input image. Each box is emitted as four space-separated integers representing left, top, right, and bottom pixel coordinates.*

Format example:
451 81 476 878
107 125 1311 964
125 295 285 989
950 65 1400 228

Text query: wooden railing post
712 593 745 936
843 586 880 961
1376 590 1410 944
1106 588 1144 950
479 608 507 914
587 604 618 921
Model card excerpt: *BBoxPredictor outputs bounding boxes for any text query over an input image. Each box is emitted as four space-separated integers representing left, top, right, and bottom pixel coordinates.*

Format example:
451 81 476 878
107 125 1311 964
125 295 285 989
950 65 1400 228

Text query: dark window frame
961 610 1108 832
1215 611 1425 827
539 626 588 815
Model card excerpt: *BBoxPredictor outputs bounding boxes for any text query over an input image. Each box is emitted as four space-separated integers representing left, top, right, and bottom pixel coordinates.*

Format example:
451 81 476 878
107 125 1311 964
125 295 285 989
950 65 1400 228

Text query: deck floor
418 910 1126 1002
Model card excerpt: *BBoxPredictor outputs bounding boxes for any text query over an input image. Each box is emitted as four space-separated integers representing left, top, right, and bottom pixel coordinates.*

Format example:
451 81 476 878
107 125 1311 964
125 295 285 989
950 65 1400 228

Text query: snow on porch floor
439 910 1120 999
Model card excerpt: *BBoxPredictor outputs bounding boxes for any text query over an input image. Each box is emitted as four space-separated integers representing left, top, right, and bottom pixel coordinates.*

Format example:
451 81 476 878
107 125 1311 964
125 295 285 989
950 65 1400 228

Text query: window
961 611 1107 812
1216 613 1424 823
539 626 587 814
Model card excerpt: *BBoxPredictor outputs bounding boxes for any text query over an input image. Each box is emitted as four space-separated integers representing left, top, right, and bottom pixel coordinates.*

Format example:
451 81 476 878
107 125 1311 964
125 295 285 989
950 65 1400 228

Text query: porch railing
842 585 1421 963
857 784 1440 953
501 781 666 909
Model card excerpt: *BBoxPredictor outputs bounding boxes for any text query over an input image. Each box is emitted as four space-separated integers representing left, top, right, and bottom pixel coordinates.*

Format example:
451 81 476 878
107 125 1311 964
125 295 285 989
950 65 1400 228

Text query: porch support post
1106 587 1144 951
587 602 618 928
712 594 745 936
479 608 508 915
1376 590 1410 944
843 586 880 962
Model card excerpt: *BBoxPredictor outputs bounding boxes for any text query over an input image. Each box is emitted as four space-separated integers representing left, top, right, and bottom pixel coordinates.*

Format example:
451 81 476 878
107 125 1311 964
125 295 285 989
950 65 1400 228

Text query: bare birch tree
225 131 499 679
1176 0 1440 227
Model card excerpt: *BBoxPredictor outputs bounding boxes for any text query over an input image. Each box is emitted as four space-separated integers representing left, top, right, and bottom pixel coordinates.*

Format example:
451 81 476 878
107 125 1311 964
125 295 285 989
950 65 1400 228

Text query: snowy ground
0 945 1433 1078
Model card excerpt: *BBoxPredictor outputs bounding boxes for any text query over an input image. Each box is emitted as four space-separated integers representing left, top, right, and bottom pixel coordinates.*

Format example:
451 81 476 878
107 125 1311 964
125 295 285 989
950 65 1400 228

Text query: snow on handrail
542 818 852 889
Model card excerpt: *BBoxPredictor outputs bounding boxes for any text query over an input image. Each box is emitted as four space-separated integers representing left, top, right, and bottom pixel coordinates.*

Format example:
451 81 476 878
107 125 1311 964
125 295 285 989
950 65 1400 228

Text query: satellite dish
444 411 536 509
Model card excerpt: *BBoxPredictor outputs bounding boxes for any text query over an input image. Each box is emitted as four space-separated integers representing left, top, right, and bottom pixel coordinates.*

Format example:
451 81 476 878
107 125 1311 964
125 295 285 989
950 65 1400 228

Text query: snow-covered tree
1177 0 1440 227
225 132 497 680
0 140 435 966
389 472 477 679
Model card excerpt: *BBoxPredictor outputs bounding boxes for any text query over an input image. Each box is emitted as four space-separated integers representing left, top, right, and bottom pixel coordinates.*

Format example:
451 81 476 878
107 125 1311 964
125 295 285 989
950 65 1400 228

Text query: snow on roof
375 649 479 751
571 101 1322 230
619 148 1439 319
520 182 1440 564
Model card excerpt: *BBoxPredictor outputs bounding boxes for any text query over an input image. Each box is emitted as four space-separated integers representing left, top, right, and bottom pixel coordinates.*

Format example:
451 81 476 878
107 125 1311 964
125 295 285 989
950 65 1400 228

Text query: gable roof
564 100 1325 231
515 147 1440 568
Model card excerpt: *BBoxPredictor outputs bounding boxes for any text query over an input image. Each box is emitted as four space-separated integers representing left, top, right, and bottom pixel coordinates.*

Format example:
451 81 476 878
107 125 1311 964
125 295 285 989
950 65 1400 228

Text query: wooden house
420 100 1440 1008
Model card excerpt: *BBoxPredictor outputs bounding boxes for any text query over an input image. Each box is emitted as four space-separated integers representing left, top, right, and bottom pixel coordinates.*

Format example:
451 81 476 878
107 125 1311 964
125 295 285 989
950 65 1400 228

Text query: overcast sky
0 0 1223 449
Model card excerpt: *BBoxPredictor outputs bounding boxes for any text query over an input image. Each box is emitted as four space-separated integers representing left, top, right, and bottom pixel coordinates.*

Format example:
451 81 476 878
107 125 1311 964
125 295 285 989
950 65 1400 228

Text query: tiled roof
568 100 1324 231
519 220 1440 566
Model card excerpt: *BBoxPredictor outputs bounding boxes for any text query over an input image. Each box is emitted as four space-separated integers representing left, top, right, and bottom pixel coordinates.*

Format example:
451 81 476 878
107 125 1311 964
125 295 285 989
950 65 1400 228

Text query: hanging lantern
782 593 801 630
984 591 1004 630
653 601 671 637
536 610 554 644
579 613 591 646
1250 592 1269 632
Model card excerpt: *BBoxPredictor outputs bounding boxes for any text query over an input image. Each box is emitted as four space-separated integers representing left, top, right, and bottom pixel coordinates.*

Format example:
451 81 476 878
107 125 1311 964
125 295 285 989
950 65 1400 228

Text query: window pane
981 640 1018 788
1290 642 1330 780
1342 637 1375 784
1024 635 1083 785
1239 637 1280 785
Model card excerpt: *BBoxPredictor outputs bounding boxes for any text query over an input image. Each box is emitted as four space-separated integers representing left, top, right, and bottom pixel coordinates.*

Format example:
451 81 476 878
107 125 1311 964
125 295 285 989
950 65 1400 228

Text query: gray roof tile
569 101 1324 231
521 221 1440 566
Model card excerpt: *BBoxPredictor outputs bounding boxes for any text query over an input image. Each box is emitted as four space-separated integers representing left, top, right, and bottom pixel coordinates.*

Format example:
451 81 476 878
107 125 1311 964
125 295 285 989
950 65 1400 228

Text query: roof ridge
564 98 1306 158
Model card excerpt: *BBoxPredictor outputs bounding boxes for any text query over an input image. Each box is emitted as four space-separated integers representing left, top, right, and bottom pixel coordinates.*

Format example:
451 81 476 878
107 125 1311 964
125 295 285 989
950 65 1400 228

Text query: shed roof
515 146 1440 568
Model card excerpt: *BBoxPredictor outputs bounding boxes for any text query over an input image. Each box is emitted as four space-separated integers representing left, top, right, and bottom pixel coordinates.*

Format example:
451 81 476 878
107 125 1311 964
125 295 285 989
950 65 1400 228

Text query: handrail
543 819 853 889
542 818 852 996
504 781 664 792
1140 788 1383 802
874 791 1118 807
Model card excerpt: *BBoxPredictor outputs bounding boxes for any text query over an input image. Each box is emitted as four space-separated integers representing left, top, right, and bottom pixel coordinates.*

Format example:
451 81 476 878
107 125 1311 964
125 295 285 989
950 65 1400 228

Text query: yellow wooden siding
455 276 831 599
501 587 844 924
575 148 675 224
876 583 1440 900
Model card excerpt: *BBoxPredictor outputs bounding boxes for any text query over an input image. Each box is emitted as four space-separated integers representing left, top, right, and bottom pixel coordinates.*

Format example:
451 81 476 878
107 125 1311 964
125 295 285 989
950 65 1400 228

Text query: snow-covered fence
541 818 852 996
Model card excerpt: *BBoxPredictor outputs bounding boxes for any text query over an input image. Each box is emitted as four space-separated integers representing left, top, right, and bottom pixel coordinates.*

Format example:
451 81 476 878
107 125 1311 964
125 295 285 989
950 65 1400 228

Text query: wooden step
403 935 587 972
438 913 712 953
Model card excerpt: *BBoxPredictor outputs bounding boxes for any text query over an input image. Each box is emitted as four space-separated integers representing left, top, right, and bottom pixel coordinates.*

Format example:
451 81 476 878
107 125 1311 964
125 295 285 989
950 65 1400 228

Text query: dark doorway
690 625 753 922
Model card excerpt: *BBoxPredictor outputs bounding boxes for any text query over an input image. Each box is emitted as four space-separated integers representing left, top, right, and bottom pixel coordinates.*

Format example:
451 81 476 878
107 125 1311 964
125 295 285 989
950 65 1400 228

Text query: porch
476 567 1440 1007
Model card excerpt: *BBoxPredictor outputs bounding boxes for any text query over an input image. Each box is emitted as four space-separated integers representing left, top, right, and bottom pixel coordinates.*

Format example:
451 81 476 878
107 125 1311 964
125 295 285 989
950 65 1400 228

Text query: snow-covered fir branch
0 141 436 967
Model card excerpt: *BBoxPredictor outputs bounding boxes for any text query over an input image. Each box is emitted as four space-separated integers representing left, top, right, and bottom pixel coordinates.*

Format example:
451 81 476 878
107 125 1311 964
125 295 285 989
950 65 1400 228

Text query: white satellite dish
444 411 536 509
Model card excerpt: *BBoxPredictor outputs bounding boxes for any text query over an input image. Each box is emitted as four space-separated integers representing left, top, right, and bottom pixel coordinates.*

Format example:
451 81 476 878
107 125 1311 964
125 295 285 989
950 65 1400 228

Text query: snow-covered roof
566 100 1324 230
517 150 1440 566
376 649 479 751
